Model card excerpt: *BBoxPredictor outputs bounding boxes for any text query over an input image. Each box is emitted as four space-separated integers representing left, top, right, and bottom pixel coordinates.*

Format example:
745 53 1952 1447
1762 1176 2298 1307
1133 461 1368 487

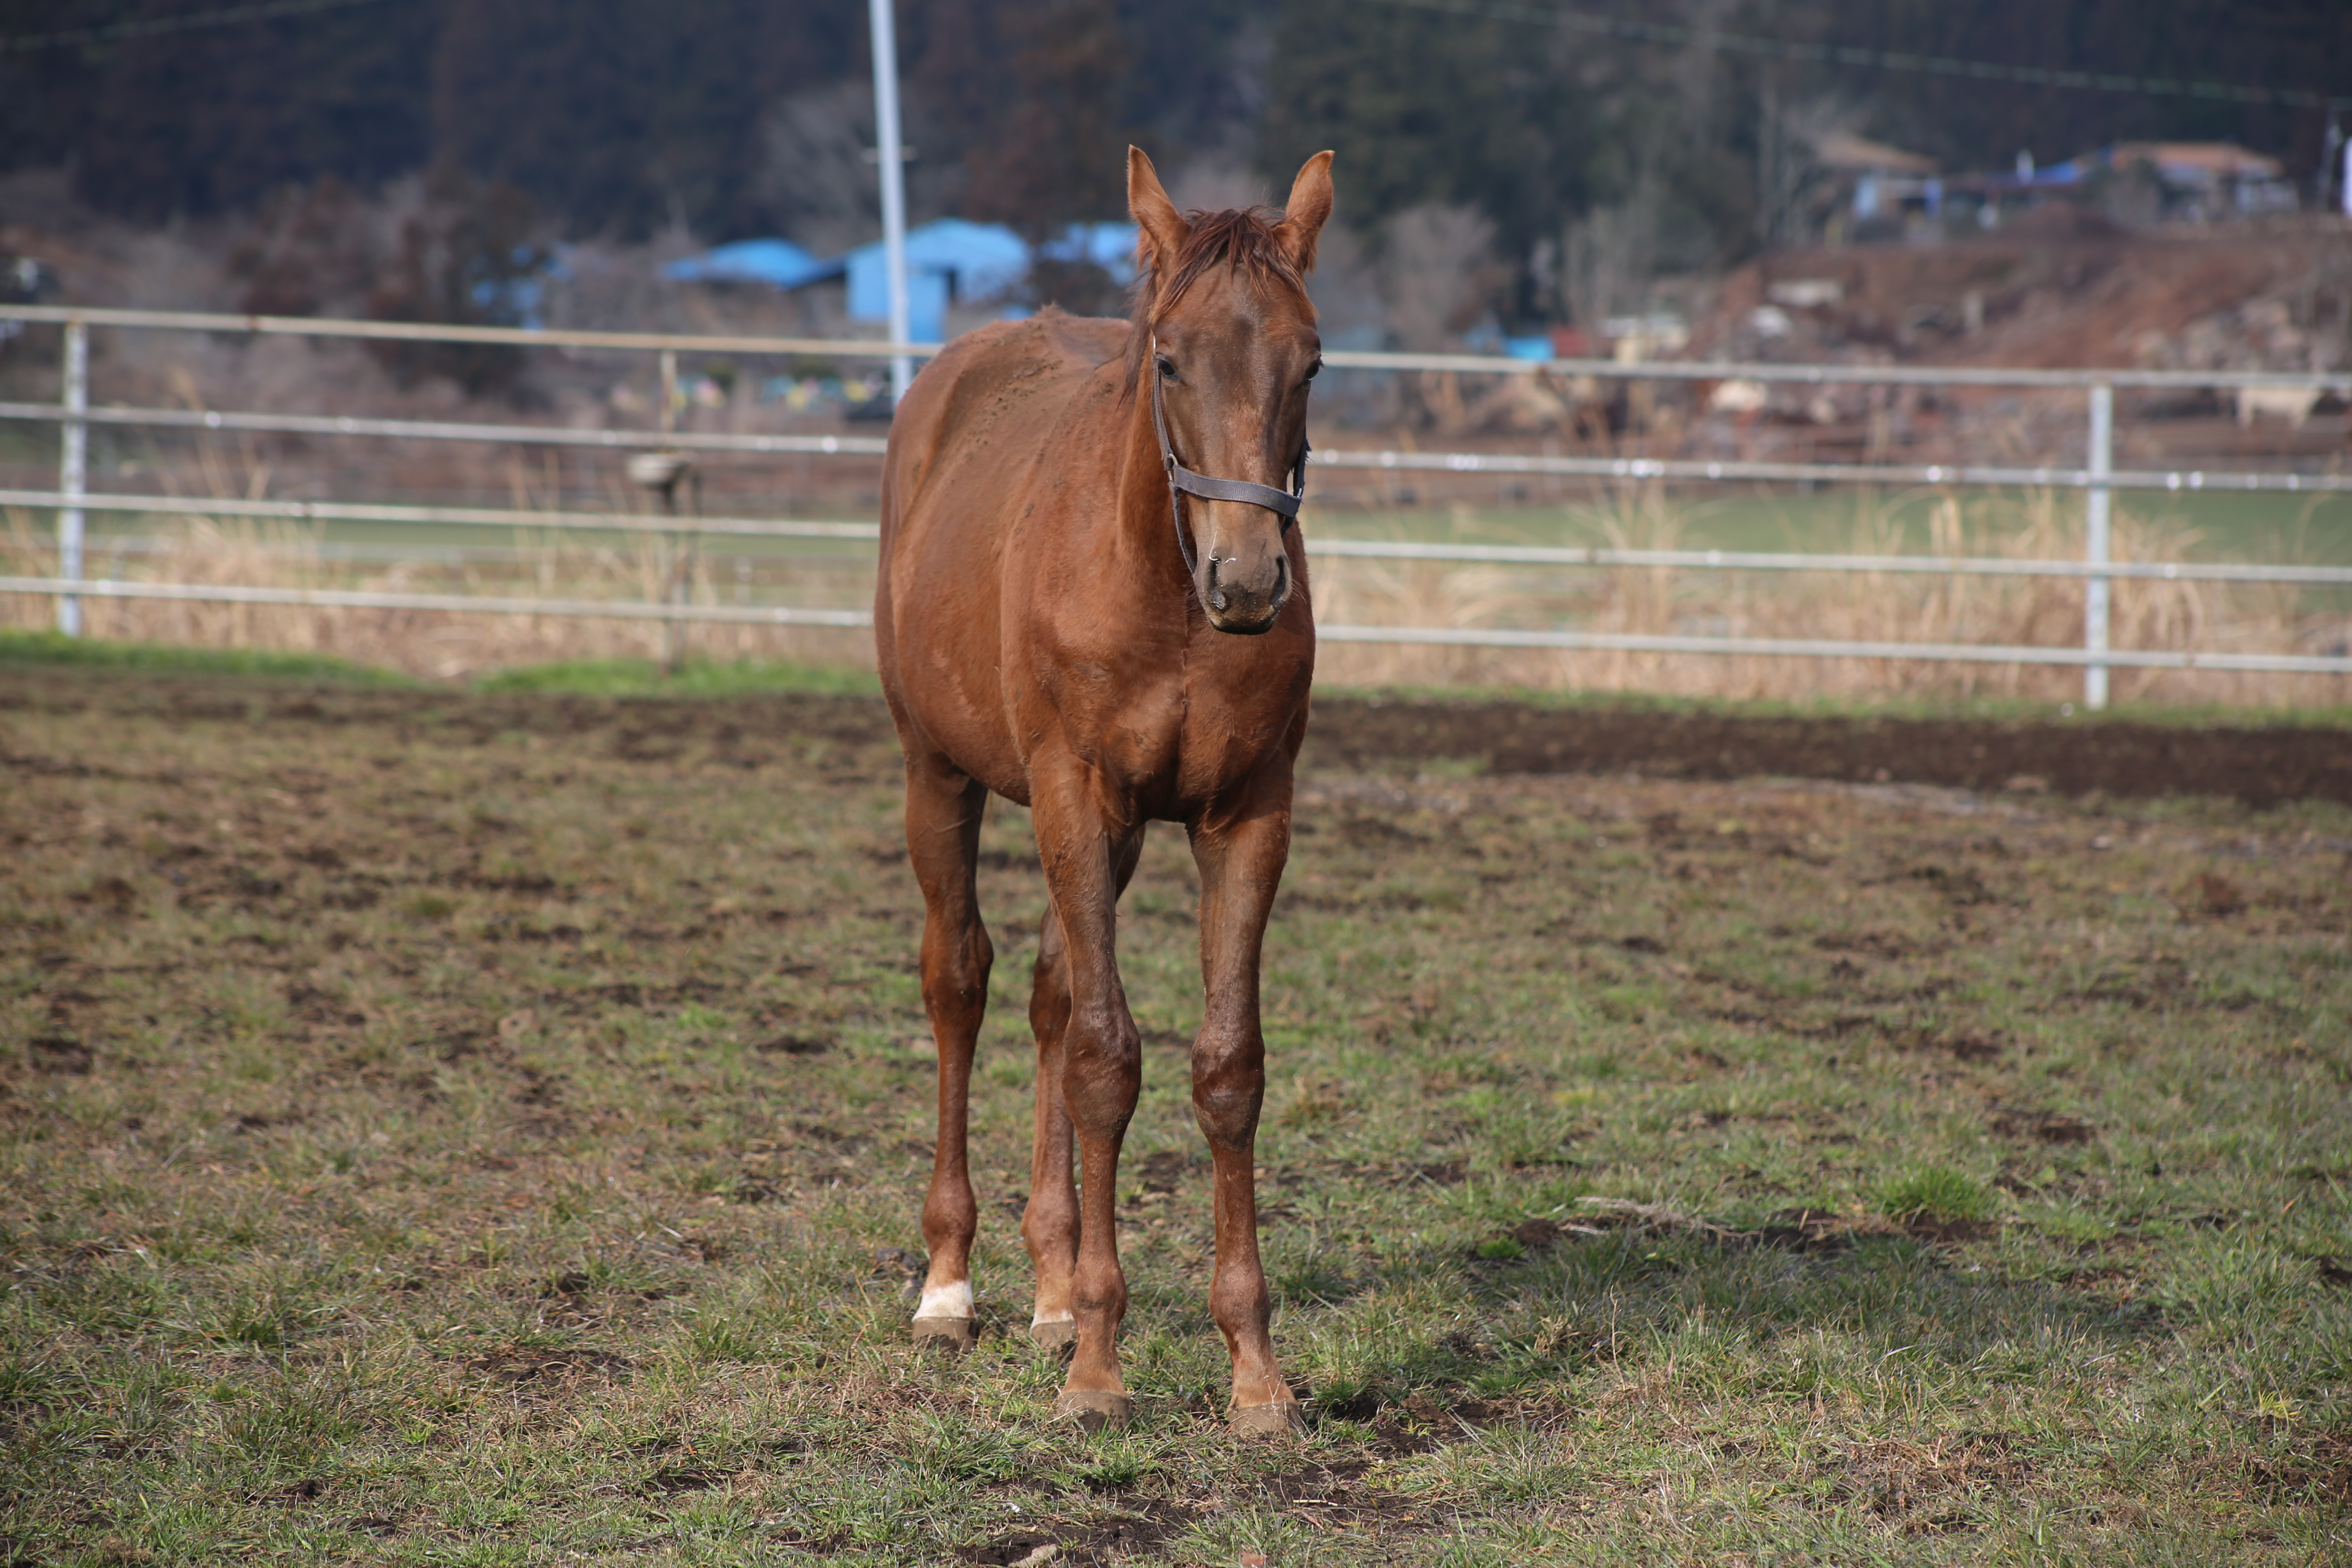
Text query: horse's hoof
1029 1316 1078 1351
1053 1388 1133 1432
911 1315 978 1350
1229 1399 1305 1440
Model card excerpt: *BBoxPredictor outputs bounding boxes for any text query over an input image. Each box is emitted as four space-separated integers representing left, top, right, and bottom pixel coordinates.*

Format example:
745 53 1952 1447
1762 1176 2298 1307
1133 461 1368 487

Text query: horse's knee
1061 1008 1140 1131
923 919 993 1018
1191 1032 1265 1149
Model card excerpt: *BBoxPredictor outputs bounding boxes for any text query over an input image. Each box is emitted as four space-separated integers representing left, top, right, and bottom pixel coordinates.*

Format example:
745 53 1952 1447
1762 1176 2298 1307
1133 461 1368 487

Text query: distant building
2101 143 2296 220
664 220 1140 344
1811 132 1942 233
1944 143 2297 226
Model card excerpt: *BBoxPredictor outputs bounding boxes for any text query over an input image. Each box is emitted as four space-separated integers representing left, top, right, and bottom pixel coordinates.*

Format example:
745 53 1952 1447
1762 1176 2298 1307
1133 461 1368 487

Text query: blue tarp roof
662 238 843 289
843 220 1031 320
1036 222 1140 283
665 219 1145 343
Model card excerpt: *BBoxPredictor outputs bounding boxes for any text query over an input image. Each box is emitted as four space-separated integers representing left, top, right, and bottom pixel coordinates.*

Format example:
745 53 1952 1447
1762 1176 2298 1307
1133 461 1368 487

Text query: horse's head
1129 146 1333 635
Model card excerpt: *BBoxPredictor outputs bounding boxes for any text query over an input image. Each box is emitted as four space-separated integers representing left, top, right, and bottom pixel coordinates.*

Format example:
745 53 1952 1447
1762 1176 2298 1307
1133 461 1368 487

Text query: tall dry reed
1 510 872 679
1307 485 2351 707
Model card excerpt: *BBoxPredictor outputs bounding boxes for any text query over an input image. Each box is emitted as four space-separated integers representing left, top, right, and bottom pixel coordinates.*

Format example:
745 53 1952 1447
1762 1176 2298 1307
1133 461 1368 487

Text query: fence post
869 0 912 403
2083 381 2112 710
58 317 88 636
668 473 699 677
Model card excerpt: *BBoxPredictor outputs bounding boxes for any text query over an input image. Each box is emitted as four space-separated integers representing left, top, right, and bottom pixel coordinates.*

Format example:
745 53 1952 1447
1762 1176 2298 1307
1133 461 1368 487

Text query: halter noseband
1148 334 1309 578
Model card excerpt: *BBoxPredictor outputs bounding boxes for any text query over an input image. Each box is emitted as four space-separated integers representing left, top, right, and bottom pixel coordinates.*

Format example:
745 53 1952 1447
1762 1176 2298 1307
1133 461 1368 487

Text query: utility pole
869 0 912 403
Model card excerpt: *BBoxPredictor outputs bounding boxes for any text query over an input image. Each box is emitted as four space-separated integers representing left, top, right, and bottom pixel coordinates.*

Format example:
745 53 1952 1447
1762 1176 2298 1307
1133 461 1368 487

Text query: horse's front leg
1189 771 1303 1436
1022 834 1145 1351
1029 769 1144 1429
902 756 992 1348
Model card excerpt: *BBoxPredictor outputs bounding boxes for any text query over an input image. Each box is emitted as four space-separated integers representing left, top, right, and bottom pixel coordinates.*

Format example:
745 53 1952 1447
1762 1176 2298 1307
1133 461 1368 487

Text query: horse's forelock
1122 207 1312 395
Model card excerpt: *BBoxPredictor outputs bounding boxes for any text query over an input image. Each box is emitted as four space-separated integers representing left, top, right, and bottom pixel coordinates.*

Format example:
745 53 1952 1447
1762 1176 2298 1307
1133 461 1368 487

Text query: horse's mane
1120 206 1312 398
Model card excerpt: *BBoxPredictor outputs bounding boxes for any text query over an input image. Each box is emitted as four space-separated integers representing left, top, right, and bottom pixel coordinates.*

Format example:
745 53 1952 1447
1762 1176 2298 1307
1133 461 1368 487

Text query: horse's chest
1029 667 1288 808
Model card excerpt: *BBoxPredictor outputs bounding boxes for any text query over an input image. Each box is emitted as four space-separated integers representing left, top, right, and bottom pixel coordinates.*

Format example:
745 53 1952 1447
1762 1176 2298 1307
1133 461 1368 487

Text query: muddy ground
1307 695 2352 806
5 668 2346 807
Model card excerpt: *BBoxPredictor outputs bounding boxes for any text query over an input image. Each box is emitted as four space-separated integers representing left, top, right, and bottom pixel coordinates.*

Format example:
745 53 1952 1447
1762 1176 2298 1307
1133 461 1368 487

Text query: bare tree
753 81 882 256
1378 204 1495 352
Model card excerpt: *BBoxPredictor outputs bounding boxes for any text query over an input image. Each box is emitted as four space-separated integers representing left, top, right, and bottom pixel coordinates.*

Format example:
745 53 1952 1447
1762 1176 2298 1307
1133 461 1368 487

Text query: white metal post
2084 381 2113 710
869 0 912 403
58 318 87 636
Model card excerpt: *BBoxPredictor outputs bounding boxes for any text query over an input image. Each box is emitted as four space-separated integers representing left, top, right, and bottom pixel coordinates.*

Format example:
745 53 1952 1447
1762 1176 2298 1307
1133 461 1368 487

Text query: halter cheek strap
1149 334 1308 578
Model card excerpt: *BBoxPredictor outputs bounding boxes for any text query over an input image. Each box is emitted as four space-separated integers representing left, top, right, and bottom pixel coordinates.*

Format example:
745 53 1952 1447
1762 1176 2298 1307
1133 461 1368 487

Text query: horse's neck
1104 372 1188 597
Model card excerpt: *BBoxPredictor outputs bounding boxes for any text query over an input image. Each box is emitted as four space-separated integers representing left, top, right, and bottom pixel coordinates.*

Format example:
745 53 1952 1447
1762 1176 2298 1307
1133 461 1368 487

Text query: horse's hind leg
904 754 993 1347
1022 907 1079 1348
1022 833 1143 1352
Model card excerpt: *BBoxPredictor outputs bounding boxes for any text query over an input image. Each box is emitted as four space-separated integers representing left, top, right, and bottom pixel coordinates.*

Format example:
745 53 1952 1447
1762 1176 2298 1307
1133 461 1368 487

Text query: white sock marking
915 1281 973 1320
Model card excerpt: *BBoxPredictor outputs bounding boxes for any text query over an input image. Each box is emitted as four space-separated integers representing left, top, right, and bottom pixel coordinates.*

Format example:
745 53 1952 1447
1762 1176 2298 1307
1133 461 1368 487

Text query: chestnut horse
873 147 1333 1435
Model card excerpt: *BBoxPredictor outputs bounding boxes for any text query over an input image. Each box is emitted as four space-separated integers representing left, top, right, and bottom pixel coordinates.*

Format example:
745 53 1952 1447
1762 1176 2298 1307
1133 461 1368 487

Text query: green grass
1308 487 2352 563
471 654 882 699
7 628 2345 731
0 628 418 686
2 663 2350 1564
0 633 884 700
1878 1167 1997 1225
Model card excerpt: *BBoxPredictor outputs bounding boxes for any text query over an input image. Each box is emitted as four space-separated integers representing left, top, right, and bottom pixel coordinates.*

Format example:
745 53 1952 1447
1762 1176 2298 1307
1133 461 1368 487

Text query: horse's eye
1303 359 1323 382
1156 356 1177 380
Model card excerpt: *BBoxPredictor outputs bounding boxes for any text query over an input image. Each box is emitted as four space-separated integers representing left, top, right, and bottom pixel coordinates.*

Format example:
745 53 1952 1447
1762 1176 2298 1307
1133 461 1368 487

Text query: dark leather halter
1149 334 1308 578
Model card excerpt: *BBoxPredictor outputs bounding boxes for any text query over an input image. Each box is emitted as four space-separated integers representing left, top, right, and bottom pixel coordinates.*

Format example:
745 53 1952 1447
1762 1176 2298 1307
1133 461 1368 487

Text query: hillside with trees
3 0 2346 333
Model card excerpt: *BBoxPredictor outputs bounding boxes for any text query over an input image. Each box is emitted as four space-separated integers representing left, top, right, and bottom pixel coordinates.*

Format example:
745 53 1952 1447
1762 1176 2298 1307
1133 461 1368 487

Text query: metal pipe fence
4 304 2350 700
9 488 2352 584
5 401 2350 495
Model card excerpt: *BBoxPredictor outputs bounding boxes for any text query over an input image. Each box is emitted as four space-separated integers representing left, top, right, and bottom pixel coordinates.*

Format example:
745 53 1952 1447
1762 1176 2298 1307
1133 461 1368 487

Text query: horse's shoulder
1030 306 1129 364
911 313 1124 462
937 310 1123 382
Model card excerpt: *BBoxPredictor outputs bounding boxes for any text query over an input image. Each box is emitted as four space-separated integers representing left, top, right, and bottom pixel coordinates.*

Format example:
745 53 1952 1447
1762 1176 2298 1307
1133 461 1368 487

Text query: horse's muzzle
1201 548 1290 635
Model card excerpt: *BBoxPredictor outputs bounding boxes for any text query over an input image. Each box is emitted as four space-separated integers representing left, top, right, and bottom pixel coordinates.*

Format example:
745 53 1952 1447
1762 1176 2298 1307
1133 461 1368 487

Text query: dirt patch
460 1348 633 1388
1992 1108 2098 1145
1304 698 2352 806
6 668 2347 804
955 1499 1202 1568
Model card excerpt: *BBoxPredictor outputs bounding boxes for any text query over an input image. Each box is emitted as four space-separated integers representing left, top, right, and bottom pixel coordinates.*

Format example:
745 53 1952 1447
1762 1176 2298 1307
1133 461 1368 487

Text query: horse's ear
1127 146 1191 285
1273 151 1336 273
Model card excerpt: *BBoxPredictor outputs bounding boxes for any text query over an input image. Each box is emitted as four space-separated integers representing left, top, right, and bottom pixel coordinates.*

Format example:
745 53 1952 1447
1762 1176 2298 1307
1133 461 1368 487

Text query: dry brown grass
1 509 873 680
1310 486 2352 708
5 483 2345 701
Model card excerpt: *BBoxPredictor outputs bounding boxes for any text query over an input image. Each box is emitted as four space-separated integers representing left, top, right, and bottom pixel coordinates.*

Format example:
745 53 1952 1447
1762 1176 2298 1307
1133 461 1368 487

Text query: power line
1368 0 2352 113
0 0 392 55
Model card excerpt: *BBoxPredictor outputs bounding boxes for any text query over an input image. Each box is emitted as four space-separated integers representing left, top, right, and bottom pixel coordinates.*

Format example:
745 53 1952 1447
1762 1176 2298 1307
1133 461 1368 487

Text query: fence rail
7 303 2352 390
6 305 2350 703
5 402 2348 495
10 488 2352 586
0 400 891 457
3 577 2342 676
0 488 880 541
0 575 870 628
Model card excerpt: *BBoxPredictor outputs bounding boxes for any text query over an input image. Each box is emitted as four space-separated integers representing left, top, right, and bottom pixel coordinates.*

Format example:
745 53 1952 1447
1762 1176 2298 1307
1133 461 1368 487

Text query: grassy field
3 662 2350 1565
